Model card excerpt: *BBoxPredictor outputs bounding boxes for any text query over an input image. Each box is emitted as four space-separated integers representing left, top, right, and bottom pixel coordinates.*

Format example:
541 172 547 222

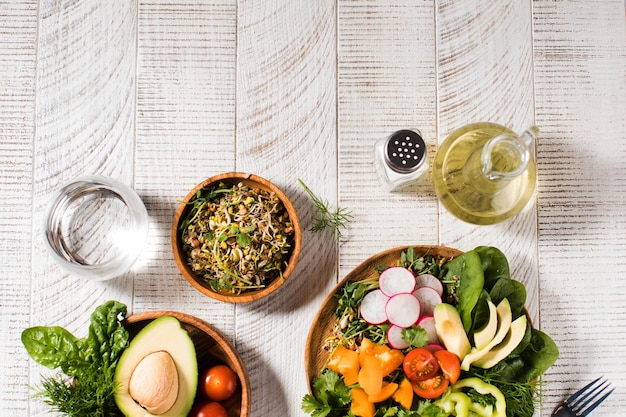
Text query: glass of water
43 176 149 281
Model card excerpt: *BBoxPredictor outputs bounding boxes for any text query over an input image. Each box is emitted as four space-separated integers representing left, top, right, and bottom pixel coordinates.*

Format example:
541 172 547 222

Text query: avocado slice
472 300 498 350
473 314 527 369
433 303 471 360
461 298 513 371
114 315 198 417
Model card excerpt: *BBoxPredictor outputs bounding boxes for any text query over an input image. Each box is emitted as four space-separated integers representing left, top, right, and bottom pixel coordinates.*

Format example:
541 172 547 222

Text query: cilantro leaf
401 325 430 348
302 370 351 417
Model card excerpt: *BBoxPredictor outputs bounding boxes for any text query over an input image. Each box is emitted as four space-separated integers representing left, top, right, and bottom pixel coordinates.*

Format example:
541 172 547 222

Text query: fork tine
567 377 614 417
566 377 602 405
578 386 614 417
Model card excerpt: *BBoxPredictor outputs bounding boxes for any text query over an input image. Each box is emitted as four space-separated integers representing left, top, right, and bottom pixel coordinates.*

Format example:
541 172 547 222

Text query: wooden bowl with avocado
120 311 250 417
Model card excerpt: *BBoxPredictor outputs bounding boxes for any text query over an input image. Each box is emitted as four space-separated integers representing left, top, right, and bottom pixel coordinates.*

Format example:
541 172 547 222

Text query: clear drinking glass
43 175 149 281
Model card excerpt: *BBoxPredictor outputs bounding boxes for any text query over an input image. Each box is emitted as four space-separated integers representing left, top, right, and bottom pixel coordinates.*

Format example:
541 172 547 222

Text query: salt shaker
374 129 428 191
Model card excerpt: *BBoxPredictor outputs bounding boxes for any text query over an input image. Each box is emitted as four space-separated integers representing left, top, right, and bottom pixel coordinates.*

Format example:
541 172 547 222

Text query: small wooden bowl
124 311 250 417
172 172 302 303
304 245 462 389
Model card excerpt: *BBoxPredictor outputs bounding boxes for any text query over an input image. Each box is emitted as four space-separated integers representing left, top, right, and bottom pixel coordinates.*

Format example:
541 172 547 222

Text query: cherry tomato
433 349 461 384
189 401 228 417
411 374 449 399
403 347 439 382
201 364 238 401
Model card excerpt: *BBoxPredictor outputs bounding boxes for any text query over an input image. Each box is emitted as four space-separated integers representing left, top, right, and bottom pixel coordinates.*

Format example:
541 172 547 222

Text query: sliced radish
378 267 416 297
412 286 442 317
387 325 410 350
417 315 440 345
385 293 421 328
424 343 445 353
360 289 389 325
415 274 444 297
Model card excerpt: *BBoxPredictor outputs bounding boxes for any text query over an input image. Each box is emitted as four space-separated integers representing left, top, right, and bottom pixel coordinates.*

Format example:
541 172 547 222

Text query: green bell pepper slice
451 378 506 417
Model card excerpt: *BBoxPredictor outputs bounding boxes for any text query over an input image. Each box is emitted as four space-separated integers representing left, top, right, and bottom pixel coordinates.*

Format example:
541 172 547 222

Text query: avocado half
114 315 198 417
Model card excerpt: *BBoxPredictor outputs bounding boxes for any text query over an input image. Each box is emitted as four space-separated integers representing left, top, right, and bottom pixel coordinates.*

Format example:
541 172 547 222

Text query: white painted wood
235 0 337 415
533 1 626 416
0 1 37 413
0 0 624 415
337 0 440 280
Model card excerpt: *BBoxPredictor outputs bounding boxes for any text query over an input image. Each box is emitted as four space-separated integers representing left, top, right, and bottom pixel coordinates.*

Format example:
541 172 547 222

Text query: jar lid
383 129 426 173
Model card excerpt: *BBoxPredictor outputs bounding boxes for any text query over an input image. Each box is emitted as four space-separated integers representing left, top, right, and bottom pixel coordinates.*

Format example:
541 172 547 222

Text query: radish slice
378 267 416 297
360 289 389 325
412 286 442 317
417 315 440 345
415 274 444 297
385 293 421 328
424 343 445 353
387 325 410 350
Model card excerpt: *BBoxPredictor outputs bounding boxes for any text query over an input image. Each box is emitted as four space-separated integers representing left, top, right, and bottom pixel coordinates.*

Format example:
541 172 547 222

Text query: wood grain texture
337 0 440 280
235 1 337 415
533 0 626 414
28 2 137 414
1 0 625 416
0 1 37 413
133 1 238 327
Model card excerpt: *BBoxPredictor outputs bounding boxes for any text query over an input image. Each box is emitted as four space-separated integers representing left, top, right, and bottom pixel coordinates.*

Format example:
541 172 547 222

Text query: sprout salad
180 181 295 294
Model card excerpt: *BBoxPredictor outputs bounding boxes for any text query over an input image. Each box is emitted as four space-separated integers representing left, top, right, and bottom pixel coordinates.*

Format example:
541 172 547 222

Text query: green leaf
86 300 128 370
237 232 252 248
442 250 484 333
402 326 430 348
240 225 256 233
20 326 86 376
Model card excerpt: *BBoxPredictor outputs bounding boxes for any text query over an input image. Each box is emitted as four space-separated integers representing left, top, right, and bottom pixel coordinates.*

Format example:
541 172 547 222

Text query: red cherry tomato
189 401 228 417
433 349 461 384
411 374 449 399
403 348 439 382
201 364 238 401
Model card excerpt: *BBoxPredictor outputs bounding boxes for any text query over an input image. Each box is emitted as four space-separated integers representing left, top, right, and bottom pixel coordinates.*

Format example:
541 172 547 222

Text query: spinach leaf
21 301 130 416
86 300 128 372
442 250 484 333
489 278 527 318
21 326 86 377
474 246 510 291
517 328 559 381
469 290 492 338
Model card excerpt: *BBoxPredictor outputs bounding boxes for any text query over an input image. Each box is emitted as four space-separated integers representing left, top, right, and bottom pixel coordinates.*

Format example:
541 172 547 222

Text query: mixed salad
302 246 559 417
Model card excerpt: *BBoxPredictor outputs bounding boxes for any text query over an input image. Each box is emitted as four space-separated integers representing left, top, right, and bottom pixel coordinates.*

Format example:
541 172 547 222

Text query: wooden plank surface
533 1 626 415
235 1 337 414
0 0 37 413
0 0 625 416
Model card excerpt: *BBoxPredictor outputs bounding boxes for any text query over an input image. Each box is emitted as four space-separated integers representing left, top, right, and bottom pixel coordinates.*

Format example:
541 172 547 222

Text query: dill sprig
298 179 353 240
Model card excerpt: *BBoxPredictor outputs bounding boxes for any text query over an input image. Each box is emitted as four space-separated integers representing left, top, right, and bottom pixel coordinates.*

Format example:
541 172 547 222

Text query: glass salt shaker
374 129 428 191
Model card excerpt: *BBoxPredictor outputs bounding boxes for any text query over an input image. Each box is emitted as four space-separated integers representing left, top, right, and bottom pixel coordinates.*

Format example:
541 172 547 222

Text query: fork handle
552 405 575 417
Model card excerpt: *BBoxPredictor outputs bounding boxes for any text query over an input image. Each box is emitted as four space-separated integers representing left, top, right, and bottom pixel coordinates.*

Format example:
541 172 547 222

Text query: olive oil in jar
432 122 538 225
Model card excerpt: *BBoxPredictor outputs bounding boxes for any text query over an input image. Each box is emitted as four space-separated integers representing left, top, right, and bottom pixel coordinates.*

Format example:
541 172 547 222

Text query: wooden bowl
304 245 462 388
172 172 302 303
124 311 250 417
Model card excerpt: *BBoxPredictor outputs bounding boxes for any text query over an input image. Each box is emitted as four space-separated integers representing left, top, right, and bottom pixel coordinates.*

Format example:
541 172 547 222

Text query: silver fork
552 377 614 417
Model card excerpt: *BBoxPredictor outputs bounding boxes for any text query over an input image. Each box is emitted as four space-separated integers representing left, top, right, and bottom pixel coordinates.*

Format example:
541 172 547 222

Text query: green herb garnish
298 179 353 240
21 300 129 417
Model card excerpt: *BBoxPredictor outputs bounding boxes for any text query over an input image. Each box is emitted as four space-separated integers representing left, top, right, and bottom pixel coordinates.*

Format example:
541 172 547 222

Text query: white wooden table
1 1 624 416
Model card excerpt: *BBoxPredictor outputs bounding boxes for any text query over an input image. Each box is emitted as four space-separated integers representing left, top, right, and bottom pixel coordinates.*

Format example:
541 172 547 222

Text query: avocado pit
129 351 179 414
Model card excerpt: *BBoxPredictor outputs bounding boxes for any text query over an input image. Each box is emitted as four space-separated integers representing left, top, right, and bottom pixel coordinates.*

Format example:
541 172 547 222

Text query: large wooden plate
124 311 250 417
304 245 462 389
